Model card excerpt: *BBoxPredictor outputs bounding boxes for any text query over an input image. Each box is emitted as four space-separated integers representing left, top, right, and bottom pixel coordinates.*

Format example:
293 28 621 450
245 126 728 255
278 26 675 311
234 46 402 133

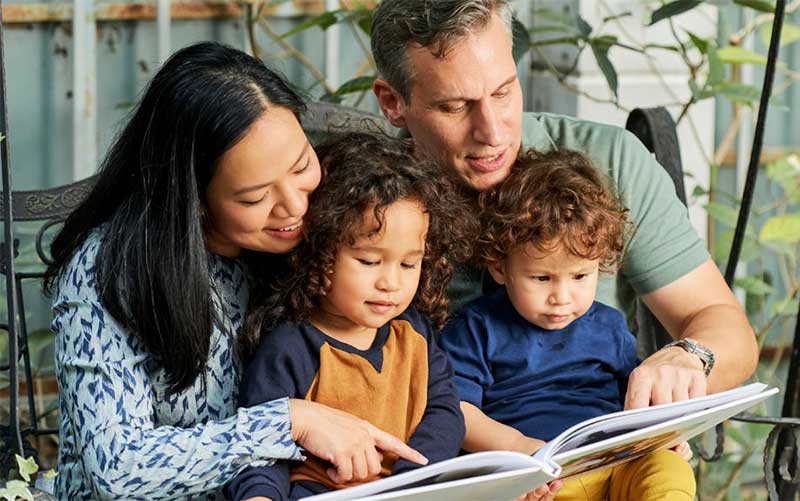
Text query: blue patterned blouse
52 230 304 500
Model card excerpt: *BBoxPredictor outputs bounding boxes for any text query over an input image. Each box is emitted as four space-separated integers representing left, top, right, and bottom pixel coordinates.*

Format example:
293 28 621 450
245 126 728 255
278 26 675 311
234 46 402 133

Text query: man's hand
515 480 563 501
624 346 707 410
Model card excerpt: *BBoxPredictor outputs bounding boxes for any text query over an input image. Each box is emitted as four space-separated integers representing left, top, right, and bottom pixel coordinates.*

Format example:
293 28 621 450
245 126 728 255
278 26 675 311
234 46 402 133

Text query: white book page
550 388 777 479
538 382 768 457
305 451 549 501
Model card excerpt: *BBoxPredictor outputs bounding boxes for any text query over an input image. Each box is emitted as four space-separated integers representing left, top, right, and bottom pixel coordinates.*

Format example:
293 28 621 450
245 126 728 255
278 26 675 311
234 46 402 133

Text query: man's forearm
675 302 758 393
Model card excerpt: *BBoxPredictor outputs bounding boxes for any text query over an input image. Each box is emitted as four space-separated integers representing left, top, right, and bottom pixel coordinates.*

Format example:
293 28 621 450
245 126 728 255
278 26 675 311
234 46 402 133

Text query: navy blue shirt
439 288 638 441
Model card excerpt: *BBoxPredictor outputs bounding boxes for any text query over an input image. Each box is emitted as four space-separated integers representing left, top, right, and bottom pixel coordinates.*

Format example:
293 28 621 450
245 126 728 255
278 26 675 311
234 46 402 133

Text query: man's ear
373 78 407 128
487 262 507 285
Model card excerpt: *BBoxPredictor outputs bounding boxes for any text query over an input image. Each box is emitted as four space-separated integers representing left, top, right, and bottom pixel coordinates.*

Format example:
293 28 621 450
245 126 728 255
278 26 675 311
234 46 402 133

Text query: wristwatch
663 338 715 377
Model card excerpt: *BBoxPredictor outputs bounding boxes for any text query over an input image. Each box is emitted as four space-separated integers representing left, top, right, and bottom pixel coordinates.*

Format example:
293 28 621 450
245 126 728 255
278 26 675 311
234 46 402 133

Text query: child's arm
460 401 544 455
392 321 466 474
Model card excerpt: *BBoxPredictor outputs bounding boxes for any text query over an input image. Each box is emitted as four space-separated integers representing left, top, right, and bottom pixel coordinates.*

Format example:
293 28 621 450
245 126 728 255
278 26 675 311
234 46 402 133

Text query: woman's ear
487 262 507 285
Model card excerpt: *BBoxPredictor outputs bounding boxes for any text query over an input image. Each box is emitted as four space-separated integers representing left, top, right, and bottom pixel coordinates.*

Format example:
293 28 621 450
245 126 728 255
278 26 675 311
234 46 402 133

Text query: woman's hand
289 399 428 484
515 480 562 501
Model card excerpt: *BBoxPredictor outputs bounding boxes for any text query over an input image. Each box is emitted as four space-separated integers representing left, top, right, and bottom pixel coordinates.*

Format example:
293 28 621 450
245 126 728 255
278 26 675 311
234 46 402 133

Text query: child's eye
532 275 549 282
574 274 587 280
357 258 379 266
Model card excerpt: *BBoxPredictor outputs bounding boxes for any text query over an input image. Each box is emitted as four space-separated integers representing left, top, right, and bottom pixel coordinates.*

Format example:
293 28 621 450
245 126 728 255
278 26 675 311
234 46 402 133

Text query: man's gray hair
371 0 514 102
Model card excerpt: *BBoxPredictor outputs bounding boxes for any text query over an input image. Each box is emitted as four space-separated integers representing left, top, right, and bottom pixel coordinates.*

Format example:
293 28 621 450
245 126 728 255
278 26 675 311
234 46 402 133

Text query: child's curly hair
246 131 477 346
478 149 630 272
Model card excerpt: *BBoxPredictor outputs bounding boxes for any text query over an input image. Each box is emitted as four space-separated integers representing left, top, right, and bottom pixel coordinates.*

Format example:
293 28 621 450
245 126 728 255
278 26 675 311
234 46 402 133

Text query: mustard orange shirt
228 307 464 501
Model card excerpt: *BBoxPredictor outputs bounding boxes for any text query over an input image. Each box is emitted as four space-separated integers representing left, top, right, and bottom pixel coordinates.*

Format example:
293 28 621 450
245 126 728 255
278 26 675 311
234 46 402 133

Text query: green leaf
649 0 702 26
760 22 800 47
512 15 531 62
707 47 725 86
704 202 744 229
759 214 800 242
603 11 633 23
279 11 339 39
717 82 762 104
765 154 800 202
590 42 618 97
353 9 372 36
332 75 376 97
734 276 775 296
0 481 34 501
733 0 776 12
533 8 592 38
714 230 760 264
15 455 38 483
717 46 769 65
692 185 709 197
770 297 799 316
686 30 709 54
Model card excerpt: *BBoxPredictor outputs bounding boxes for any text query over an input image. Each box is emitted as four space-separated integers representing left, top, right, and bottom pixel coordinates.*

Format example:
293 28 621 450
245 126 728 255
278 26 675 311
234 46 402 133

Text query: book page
550 386 777 479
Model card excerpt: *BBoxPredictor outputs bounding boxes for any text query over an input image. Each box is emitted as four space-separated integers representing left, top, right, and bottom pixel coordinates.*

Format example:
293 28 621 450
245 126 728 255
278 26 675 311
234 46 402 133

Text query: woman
43 42 425 500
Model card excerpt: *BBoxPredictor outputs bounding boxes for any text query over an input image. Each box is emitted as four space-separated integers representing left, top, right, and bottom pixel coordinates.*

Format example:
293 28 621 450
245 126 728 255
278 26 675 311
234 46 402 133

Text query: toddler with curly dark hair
439 149 696 501
228 131 476 501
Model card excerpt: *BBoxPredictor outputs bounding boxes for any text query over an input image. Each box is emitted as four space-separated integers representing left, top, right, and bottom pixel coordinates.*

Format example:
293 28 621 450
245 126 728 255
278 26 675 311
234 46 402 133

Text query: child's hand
515 480 562 501
289 399 428 483
511 435 546 455
673 441 693 461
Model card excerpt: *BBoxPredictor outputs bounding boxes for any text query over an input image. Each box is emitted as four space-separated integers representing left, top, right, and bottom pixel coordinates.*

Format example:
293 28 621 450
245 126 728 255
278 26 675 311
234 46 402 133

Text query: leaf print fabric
52 230 303 500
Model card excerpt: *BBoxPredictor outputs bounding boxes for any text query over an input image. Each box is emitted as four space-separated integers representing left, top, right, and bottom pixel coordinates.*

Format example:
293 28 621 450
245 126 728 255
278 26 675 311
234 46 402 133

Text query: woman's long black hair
43 42 307 395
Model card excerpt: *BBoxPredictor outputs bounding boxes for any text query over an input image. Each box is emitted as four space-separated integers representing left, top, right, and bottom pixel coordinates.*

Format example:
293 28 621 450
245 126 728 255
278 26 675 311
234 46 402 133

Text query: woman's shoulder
52 226 106 299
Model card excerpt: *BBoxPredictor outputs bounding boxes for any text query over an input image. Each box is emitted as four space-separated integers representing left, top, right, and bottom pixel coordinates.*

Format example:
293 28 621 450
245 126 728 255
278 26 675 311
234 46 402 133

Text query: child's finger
365 448 382 478
370 425 428 465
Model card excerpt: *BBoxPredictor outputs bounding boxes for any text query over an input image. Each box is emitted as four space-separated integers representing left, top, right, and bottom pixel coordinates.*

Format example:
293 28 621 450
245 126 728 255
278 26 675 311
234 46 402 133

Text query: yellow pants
555 450 696 501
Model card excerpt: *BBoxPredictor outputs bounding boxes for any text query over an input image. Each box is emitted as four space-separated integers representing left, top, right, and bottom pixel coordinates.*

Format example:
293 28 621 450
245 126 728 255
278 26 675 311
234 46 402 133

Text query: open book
306 383 778 501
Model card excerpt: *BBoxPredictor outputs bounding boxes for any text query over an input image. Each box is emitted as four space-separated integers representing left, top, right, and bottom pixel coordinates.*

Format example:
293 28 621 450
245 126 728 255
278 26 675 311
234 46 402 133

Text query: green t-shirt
449 112 710 322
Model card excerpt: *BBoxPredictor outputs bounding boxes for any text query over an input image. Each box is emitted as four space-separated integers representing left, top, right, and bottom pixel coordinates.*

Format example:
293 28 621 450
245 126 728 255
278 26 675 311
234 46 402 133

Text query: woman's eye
295 157 310 174
401 262 418 270
357 258 378 266
240 196 266 206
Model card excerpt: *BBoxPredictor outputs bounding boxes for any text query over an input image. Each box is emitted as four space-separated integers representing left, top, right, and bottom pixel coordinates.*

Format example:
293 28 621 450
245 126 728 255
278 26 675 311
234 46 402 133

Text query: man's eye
357 259 378 266
442 103 466 113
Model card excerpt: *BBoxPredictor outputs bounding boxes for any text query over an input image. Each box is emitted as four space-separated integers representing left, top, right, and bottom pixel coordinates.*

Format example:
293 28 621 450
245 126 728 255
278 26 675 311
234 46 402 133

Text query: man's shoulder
523 111 629 141
522 112 645 171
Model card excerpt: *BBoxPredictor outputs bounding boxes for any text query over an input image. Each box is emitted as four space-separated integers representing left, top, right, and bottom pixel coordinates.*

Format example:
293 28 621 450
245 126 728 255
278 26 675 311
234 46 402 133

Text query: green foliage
0 480 33 501
649 0 703 26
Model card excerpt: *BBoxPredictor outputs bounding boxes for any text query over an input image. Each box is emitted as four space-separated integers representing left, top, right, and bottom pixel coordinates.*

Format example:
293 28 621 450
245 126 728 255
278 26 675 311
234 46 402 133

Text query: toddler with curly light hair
440 149 696 501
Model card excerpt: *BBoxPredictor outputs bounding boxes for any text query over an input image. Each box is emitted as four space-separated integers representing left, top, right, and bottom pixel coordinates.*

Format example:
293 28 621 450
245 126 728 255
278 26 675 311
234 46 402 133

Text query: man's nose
471 100 504 146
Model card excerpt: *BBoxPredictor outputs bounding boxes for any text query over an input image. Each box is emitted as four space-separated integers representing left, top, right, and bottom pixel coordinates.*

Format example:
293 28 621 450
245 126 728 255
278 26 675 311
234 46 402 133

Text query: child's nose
376 267 401 292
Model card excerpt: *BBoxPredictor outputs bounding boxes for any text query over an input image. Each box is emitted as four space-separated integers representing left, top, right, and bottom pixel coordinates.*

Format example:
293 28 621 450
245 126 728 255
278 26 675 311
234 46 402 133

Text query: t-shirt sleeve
227 323 316 501
437 310 494 408
52 236 302 500
610 128 710 295
393 317 465 474
608 307 639 399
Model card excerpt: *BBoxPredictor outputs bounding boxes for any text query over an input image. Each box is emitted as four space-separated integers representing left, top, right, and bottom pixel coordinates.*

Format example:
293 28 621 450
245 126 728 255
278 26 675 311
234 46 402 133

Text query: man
370 0 758 409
